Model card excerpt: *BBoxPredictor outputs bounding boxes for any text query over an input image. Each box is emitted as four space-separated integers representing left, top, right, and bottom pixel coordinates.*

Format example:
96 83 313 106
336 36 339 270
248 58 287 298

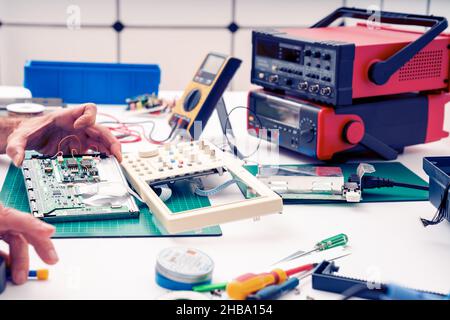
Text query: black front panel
248 90 319 157
251 30 355 106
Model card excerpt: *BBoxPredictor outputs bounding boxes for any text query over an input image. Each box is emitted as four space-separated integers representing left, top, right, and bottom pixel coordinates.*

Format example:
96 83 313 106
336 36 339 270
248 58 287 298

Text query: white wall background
0 0 449 91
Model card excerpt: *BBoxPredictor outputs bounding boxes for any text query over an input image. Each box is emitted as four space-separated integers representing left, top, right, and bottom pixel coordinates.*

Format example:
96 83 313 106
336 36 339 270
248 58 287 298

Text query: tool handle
311 7 448 85
226 269 287 300
192 282 227 292
316 233 348 251
285 263 316 277
248 277 300 300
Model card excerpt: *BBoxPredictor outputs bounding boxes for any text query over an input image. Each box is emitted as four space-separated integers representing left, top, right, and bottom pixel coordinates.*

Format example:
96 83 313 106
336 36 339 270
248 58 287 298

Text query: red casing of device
282 23 450 99
247 90 449 161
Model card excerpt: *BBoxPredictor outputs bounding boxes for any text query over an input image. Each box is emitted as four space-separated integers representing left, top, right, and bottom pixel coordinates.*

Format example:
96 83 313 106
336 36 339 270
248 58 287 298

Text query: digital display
201 55 225 75
256 39 278 59
280 47 300 63
256 100 300 127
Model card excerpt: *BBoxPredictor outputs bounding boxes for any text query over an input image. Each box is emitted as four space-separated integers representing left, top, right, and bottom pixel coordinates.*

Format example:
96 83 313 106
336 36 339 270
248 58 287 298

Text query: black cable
391 181 429 191
352 175 429 191
223 106 263 159
421 183 450 227
148 122 179 144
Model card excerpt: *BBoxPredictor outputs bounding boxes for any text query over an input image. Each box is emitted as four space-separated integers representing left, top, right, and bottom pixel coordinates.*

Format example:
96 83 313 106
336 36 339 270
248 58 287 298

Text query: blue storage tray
24 60 160 104
423 156 450 221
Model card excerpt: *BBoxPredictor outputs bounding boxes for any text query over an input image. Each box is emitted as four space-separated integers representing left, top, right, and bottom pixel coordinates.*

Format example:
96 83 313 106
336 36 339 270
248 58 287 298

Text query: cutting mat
0 164 222 238
245 162 429 203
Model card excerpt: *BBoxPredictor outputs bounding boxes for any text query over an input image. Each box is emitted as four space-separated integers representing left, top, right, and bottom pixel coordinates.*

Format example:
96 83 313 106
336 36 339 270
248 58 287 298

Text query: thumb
73 103 97 129
6 132 27 167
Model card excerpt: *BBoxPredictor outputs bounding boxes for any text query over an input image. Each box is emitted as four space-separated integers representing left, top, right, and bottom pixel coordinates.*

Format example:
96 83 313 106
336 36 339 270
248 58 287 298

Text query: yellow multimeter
169 52 242 138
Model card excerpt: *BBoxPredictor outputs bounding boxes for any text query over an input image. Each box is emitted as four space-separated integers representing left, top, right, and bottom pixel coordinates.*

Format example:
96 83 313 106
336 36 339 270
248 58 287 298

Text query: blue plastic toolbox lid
24 60 161 105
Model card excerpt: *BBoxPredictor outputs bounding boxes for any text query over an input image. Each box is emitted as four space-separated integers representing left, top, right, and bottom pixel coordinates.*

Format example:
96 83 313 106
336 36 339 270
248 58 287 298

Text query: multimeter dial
299 118 316 143
183 89 202 112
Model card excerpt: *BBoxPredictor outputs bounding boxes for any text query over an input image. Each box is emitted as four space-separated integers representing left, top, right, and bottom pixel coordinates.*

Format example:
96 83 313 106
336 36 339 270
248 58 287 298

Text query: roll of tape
6 103 45 117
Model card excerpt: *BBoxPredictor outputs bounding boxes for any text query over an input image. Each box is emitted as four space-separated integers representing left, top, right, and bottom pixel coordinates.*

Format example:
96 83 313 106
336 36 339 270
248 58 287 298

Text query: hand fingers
3 233 29 285
73 103 97 129
22 231 58 266
86 126 122 162
6 131 27 167
0 207 58 265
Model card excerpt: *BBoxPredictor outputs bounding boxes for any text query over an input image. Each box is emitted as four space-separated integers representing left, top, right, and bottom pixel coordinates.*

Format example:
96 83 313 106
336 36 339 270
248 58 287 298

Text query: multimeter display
202 55 225 74
193 54 226 85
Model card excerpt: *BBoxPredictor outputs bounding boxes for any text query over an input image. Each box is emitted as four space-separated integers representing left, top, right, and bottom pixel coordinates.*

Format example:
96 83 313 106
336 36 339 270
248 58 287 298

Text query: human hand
6 103 122 167
0 203 58 285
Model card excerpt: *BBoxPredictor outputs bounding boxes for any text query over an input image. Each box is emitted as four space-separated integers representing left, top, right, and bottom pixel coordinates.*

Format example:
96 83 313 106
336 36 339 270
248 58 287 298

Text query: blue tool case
24 60 160 104
423 157 450 222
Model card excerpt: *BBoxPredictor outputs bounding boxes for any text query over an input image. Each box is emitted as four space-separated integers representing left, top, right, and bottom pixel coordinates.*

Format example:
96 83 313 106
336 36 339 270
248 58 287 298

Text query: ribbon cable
193 179 239 197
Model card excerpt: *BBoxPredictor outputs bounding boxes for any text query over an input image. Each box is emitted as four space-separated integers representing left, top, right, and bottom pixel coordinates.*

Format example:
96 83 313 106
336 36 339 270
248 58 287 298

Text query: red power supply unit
251 7 450 106
247 89 449 160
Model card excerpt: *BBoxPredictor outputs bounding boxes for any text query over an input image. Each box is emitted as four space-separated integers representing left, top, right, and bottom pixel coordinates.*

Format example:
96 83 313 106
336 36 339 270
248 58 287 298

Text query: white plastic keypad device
121 140 283 233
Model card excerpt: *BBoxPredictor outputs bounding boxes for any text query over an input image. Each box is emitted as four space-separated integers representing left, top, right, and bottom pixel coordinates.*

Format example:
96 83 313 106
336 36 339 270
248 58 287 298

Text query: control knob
309 84 319 93
320 87 332 96
298 81 308 90
299 118 316 143
268 75 279 83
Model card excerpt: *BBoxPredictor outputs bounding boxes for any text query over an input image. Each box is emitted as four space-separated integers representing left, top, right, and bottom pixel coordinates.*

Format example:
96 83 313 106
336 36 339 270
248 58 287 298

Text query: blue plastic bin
423 156 450 222
24 60 160 104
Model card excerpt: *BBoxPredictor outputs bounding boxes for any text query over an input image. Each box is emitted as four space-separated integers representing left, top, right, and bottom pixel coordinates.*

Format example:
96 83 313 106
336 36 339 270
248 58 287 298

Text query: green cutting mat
0 164 222 238
245 162 428 203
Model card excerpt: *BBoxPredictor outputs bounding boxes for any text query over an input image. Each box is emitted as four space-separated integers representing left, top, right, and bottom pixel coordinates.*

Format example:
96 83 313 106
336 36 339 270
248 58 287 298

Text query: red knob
344 120 365 145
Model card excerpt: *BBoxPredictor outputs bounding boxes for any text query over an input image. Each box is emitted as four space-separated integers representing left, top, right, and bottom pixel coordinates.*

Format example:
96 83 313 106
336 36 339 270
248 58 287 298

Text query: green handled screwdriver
274 233 348 264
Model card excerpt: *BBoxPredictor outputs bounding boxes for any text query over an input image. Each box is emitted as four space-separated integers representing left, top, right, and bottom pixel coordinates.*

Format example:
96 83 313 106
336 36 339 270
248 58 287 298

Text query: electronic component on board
257 164 365 202
22 153 139 222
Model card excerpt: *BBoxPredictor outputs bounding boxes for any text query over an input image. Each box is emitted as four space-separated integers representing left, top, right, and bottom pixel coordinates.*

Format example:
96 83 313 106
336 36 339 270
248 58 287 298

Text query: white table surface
0 91 449 300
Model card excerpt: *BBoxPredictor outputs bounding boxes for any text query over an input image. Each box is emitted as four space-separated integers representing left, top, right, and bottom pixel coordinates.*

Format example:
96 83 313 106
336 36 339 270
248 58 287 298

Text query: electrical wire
98 112 182 145
222 105 264 160
98 112 158 144
421 183 450 227
192 179 240 197
57 135 82 154
391 181 429 191
147 118 182 145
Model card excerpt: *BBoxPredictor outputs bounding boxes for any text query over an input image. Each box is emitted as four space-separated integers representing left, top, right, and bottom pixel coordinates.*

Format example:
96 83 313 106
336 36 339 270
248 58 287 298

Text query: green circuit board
22 154 140 222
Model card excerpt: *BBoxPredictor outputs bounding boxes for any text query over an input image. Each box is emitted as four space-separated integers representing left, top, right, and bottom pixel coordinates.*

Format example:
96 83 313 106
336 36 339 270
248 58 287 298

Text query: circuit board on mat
0 163 222 238
244 162 429 203
22 153 139 222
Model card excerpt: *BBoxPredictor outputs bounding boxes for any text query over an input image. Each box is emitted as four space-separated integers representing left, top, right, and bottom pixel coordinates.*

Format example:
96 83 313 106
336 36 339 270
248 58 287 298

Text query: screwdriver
247 253 351 300
226 252 351 300
226 259 327 300
274 233 348 264
247 271 312 300
226 268 288 300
